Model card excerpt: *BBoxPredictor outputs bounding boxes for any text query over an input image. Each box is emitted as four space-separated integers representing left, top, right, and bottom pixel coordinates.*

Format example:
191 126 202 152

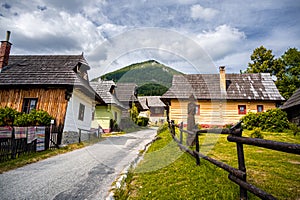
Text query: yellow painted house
161 66 285 126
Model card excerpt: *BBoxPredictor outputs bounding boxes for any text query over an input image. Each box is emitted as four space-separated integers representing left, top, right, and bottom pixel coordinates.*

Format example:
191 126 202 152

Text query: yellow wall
170 99 276 125
92 104 122 132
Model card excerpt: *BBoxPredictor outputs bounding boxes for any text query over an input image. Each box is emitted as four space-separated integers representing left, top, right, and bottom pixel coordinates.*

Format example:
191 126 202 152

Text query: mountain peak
91 60 183 96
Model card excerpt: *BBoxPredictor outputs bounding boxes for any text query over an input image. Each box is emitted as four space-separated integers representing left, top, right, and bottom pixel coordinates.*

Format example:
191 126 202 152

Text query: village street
0 128 157 200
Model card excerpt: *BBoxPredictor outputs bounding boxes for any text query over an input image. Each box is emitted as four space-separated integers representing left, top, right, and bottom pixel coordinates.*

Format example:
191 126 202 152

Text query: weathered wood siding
170 99 276 125
0 88 68 126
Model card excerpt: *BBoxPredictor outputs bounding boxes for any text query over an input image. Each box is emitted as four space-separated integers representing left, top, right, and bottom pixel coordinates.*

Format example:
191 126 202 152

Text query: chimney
219 66 226 92
0 31 12 71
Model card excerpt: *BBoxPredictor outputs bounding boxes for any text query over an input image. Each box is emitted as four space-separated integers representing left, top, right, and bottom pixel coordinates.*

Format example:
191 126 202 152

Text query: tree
130 103 139 123
245 46 275 74
245 46 300 99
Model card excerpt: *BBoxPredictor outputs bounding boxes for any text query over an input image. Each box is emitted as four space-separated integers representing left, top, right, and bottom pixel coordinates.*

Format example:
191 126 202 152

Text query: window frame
238 105 246 115
22 98 38 114
257 105 264 113
78 103 85 121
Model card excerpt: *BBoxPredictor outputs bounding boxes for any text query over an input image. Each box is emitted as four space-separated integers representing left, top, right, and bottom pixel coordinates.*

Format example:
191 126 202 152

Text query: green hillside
92 60 183 96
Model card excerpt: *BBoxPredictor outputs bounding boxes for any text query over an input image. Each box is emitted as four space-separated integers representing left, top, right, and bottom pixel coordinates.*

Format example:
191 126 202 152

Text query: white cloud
190 4 218 21
196 25 246 61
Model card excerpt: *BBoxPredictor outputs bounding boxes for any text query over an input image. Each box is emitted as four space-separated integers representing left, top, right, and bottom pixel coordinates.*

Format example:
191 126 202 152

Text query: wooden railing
0 126 51 162
168 120 300 200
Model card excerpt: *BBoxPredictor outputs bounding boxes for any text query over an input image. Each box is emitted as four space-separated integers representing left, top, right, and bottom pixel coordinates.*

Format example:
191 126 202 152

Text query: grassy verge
0 138 104 174
114 127 300 199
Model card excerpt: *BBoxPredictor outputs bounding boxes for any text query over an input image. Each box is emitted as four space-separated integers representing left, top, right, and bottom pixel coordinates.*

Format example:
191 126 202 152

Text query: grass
0 137 104 174
114 127 300 200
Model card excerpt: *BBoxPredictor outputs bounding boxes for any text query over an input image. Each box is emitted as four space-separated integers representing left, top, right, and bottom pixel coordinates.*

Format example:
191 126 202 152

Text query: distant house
161 66 284 126
281 88 300 126
115 83 143 114
90 80 126 132
138 96 166 124
0 32 103 144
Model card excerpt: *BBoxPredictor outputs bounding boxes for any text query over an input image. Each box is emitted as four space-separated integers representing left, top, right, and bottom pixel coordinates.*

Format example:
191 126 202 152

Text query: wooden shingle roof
90 80 125 108
0 55 103 103
161 73 284 101
137 97 149 110
281 88 300 110
139 96 166 107
115 83 138 102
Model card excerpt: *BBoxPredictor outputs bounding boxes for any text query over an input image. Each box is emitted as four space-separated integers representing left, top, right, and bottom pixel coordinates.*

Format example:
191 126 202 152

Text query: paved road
0 128 157 200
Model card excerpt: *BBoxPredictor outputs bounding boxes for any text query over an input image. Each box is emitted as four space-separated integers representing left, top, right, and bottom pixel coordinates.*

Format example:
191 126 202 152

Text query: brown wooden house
0 32 103 144
115 83 143 112
138 96 166 124
281 88 300 126
161 66 285 126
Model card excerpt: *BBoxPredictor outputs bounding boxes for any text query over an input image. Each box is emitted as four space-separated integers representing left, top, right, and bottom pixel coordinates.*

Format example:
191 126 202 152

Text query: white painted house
0 32 104 145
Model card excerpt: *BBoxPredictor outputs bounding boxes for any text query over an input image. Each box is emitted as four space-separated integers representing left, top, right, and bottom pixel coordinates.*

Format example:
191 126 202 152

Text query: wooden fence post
236 129 248 200
171 120 175 136
11 127 16 159
180 122 183 144
195 132 200 165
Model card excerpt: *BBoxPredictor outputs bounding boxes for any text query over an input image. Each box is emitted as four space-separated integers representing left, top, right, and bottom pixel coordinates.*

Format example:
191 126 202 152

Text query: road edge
105 129 158 200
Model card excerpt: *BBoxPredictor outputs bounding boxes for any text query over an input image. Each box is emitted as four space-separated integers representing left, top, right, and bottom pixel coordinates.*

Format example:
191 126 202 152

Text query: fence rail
0 126 52 162
169 120 299 200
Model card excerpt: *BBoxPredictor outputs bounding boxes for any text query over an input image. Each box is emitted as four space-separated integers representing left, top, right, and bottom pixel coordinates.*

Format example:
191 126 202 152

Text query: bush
250 128 264 139
157 122 169 134
289 123 300 136
0 107 53 126
136 117 149 126
0 107 20 126
242 108 289 132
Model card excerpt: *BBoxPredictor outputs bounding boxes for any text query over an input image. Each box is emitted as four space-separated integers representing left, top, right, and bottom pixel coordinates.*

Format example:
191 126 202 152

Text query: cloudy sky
0 0 299 78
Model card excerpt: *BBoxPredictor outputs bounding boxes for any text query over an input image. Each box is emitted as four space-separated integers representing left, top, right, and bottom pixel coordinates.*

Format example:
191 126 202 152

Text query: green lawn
114 127 300 199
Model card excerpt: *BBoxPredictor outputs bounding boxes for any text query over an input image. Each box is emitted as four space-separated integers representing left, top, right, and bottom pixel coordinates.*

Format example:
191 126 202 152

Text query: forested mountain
92 60 183 96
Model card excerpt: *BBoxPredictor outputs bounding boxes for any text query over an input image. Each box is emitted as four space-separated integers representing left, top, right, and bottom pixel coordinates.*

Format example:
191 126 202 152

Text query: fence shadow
168 120 300 200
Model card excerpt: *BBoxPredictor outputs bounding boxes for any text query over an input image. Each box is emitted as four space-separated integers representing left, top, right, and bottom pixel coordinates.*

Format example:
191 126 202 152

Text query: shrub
242 108 289 132
110 119 121 132
0 107 20 126
289 123 300 136
0 107 53 126
130 103 139 123
157 122 169 134
27 109 53 126
250 127 264 139
137 117 149 126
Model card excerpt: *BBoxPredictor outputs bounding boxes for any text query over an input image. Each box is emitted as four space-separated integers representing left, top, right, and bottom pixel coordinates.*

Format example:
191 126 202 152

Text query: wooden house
90 80 126 132
0 32 103 144
138 96 166 124
281 88 300 126
161 66 285 126
115 83 143 114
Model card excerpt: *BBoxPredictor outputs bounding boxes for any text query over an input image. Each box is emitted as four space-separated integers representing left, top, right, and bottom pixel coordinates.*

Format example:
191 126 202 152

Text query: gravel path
0 128 157 200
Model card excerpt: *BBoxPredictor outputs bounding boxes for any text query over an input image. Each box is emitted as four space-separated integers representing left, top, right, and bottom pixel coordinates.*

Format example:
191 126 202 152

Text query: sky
0 0 299 79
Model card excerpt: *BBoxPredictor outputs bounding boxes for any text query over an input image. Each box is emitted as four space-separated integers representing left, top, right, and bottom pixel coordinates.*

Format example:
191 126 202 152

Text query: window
257 105 264 113
22 98 38 114
195 105 200 115
114 112 118 121
92 111 95 121
238 105 246 115
78 103 85 121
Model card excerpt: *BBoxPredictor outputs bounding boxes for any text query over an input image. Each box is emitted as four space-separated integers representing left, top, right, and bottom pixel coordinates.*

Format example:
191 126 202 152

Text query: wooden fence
0 126 60 162
168 120 300 200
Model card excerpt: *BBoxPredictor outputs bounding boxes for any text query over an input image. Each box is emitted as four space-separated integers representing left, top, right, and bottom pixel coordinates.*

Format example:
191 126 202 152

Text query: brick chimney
219 66 226 92
0 31 12 71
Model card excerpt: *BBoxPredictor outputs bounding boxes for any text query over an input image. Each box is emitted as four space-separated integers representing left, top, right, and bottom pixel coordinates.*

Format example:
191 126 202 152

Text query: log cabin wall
169 99 277 125
0 88 68 127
